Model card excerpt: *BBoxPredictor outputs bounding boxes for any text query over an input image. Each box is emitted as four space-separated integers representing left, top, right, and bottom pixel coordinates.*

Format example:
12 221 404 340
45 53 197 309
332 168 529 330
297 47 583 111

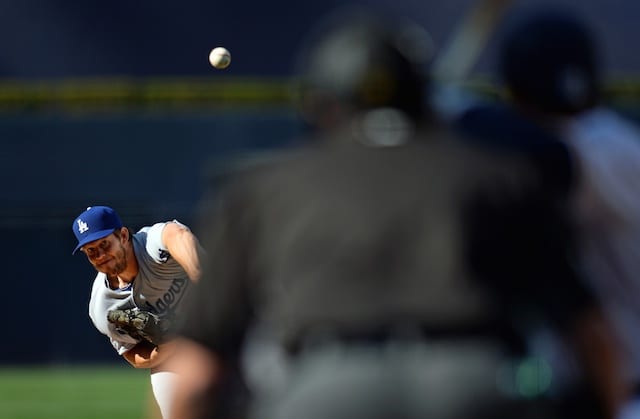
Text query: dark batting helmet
499 7 600 115
292 7 433 128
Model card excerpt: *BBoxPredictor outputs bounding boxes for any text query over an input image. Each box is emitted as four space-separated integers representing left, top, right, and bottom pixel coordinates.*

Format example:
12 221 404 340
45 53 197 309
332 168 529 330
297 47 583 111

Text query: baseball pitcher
72 206 203 419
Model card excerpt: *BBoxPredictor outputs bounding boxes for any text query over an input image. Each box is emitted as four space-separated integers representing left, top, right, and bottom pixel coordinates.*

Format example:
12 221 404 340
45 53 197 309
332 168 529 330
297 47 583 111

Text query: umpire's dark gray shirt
182 127 593 357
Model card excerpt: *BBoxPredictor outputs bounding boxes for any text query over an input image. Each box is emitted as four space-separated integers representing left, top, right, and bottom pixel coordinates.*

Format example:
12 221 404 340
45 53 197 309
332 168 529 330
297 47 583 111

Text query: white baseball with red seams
209 46 231 69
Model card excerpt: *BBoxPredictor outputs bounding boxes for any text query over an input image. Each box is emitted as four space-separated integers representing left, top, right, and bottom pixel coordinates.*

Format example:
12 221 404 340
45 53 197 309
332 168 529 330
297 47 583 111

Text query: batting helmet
293 7 433 128
499 7 600 115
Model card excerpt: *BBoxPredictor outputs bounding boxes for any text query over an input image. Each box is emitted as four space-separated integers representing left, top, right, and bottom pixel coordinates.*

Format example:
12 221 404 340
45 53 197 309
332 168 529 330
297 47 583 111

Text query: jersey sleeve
567 109 640 224
143 220 191 263
88 273 142 355
111 337 138 355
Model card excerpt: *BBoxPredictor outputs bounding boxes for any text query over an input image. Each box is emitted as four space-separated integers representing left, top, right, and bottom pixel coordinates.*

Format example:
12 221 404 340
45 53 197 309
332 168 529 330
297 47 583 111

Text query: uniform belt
286 323 523 356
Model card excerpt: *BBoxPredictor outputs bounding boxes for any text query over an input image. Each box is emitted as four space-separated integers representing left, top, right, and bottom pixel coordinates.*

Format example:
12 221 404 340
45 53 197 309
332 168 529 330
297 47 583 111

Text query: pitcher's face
81 232 128 276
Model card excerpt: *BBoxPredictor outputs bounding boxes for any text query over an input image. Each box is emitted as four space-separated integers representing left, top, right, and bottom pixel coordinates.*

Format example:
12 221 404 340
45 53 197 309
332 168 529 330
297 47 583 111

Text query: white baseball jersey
562 107 640 382
88 220 193 355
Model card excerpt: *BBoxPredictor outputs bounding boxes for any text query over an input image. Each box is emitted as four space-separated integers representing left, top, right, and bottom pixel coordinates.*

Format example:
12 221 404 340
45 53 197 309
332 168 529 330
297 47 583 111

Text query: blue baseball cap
72 206 123 254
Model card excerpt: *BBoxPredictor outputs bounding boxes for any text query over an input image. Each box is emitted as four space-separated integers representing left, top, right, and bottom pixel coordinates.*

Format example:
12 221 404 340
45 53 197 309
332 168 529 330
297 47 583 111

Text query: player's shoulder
138 220 190 244
136 219 189 234
571 107 638 134
134 220 191 262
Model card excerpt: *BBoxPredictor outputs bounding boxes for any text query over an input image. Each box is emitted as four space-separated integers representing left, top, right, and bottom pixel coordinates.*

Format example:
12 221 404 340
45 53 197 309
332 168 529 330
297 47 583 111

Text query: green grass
0 365 160 419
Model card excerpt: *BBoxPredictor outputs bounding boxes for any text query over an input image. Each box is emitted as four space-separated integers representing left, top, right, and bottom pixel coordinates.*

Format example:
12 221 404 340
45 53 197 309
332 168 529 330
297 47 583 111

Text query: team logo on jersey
158 249 170 262
143 277 188 315
77 219 89 234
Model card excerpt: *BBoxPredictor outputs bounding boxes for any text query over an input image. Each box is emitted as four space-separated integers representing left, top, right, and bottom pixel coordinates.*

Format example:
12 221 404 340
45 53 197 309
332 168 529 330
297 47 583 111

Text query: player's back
212 125 583 352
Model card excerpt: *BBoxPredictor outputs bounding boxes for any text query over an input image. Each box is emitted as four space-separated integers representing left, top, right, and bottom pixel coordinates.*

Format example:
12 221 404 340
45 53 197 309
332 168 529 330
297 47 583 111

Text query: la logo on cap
77 219 89 234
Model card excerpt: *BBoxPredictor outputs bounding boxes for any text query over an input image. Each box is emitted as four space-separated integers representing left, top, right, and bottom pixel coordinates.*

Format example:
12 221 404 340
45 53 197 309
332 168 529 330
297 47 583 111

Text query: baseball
209 47 231 69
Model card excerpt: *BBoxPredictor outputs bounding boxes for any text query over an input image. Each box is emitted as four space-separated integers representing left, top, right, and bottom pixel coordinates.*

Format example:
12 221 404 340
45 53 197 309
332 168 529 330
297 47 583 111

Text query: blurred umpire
168 6 624 419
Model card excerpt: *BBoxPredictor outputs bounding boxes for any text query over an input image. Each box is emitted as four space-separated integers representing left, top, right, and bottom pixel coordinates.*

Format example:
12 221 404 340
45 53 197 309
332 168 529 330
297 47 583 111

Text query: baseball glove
107 308 172 346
